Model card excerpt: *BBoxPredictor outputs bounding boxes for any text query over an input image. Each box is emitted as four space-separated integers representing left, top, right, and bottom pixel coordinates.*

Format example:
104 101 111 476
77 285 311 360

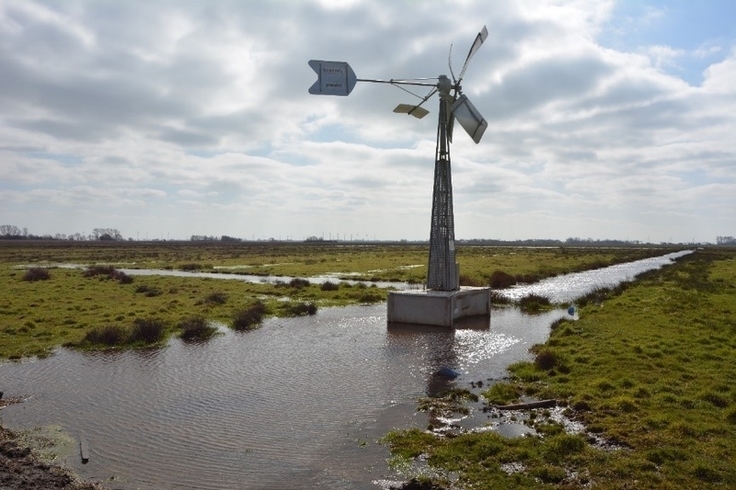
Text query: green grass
0 241 688 360
383 248 736 488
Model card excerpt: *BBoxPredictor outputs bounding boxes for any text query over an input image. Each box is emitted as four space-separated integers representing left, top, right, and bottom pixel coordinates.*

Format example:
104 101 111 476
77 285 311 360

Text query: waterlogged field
384 248 736 489
2 241 731 489
0 241 669 360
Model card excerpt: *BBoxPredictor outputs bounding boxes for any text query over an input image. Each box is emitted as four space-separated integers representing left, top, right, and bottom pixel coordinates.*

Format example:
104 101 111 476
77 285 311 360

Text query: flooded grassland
0 241 669 359
1 241 722 489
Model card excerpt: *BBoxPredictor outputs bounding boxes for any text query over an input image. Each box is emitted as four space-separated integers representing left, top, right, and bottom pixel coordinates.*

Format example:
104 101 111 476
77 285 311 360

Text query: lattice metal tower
427 76 458 291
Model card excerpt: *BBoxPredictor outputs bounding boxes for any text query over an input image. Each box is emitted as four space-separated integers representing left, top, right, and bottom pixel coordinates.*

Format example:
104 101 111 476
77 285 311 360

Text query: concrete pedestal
387 287 491 328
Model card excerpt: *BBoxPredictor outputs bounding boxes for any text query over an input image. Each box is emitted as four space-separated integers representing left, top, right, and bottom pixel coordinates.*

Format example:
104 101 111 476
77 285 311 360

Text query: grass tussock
83 265 133 284
288 277 310 288
489 290 511 305
482 381 522 405
178 316 218 341
204 291 228 305
23 267 51 281
232 301 267 331
135 284 162 297
179 263 212 271
280 301 317 317
459 273 485 287
517 293 552 313
320 281 340 291
129 318 166 344
488 270 516 289
83 324 128 346
83 318 165 347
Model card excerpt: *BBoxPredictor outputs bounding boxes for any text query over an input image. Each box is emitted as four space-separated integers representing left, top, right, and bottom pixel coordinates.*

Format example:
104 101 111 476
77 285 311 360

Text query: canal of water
0 251 691 489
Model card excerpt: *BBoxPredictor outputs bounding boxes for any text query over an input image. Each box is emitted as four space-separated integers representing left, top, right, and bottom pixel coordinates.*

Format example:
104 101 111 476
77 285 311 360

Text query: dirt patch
0 425 106 490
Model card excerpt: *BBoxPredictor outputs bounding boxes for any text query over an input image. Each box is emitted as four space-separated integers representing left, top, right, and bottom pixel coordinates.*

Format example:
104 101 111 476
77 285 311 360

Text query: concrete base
387 287 491 328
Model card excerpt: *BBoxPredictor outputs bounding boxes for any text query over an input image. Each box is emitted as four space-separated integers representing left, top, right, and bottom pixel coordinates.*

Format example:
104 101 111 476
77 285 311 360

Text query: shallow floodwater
0 250 690 489
118 268 422 290
499 250 692 303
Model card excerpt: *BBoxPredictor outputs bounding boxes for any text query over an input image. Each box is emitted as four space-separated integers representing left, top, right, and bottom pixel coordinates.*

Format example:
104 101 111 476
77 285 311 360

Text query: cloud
0 0 734 242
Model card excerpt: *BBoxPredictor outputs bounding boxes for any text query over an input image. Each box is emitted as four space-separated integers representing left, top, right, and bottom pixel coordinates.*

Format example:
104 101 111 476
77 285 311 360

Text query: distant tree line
459 237 706 247
2 223 730 245
0 224 27 238
460 237 648 247
0 225 124 241
190 235 242 242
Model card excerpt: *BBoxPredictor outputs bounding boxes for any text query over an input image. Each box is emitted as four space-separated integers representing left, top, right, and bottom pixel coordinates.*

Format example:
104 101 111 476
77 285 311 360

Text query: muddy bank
0 424 105 490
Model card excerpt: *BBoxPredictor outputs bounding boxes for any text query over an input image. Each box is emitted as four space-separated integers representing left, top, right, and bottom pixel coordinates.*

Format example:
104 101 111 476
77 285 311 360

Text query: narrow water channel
0 251 690 489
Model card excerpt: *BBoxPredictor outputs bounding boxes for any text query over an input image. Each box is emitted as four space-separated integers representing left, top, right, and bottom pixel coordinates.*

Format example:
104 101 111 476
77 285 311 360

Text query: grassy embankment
383 248 736 489
0 241 676 359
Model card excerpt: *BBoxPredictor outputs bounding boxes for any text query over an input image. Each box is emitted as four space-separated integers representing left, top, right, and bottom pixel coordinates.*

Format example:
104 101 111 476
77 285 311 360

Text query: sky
1 0 735 243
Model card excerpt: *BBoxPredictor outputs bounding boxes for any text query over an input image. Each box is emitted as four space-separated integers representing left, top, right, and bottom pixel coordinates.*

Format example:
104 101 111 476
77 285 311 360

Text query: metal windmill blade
457 25 488 84
393 86 437 119
451 94 487 144
447 26 489 143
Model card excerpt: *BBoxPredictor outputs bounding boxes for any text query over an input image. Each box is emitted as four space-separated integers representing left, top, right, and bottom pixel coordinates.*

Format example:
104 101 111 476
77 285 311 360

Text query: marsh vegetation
0 241 667 359
383 248 736 488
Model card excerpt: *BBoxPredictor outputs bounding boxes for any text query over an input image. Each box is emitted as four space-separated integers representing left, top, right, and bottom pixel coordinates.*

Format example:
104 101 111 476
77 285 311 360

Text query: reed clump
232 301 267 331
83 318 165 347
517 293 551 313
179 263 212 271
320 281 340 291
135 284 162 297
178 316 218 341
83 265 133 284
129 318 166 344
488 270 515 289
83 324 127 346
280 301 317 317
203 291 228 305
288 278 310 289
23 267 51 281
489 290 511 305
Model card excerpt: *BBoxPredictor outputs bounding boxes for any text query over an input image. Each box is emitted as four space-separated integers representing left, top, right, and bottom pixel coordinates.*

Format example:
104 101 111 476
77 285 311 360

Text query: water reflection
388 323 460 397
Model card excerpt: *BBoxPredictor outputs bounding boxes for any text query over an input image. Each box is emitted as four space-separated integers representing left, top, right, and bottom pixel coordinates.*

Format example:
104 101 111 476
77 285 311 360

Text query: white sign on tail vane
308 60 357 96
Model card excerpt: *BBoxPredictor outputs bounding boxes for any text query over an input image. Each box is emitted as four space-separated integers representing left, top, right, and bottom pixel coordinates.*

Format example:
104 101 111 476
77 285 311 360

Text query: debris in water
437 367 461 378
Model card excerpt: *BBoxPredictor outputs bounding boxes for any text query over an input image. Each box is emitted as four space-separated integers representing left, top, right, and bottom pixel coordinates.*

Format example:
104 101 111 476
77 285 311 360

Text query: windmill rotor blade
394 104 430 119
447 113 455 143
451 94 487 144
445 93 457 143
458 25 488 82
393 87 438 119
448 42 456 83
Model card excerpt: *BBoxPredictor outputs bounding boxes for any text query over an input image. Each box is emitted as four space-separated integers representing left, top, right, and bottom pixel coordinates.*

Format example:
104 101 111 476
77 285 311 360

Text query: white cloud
642 44 685 70
701 48 736 94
